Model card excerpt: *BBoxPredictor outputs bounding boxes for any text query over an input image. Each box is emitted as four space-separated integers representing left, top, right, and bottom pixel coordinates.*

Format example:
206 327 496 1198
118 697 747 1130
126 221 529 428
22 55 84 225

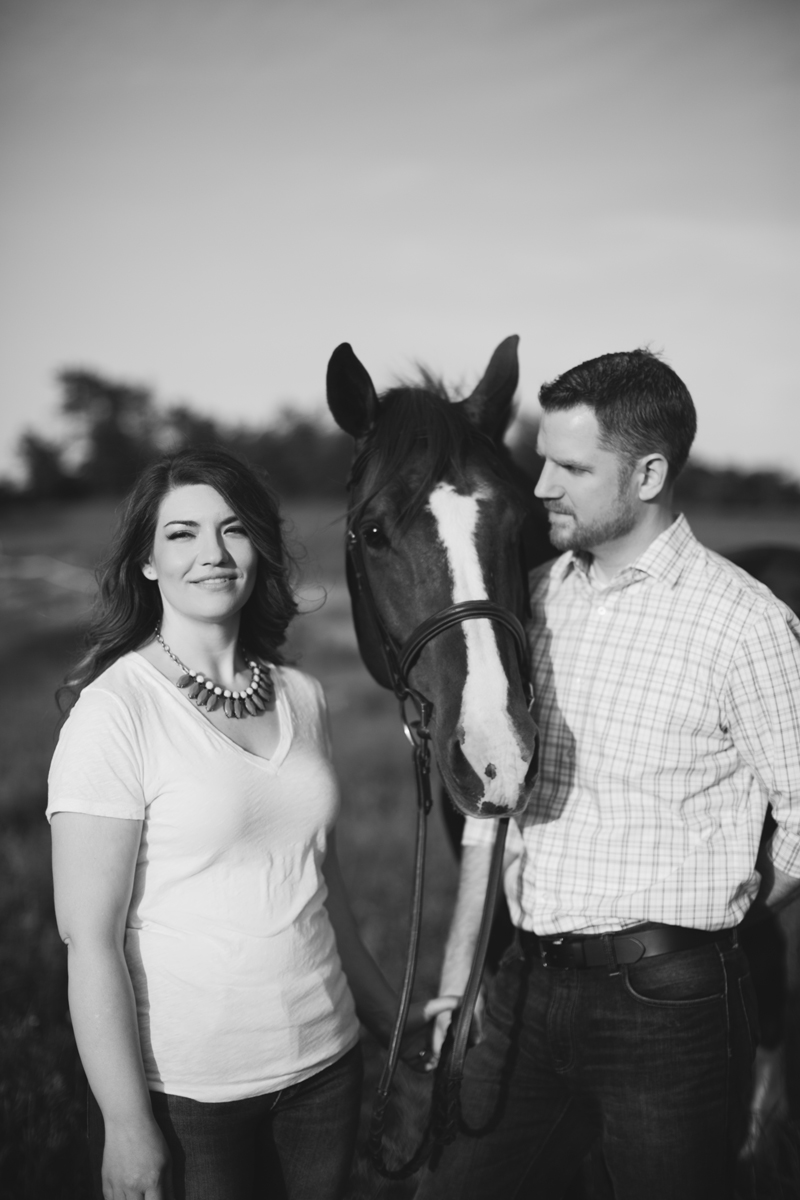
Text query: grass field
1 497 799 1197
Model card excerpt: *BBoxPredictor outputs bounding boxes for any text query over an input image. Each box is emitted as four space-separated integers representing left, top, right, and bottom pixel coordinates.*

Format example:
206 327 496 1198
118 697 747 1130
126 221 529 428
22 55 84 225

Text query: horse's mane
349 374 519 531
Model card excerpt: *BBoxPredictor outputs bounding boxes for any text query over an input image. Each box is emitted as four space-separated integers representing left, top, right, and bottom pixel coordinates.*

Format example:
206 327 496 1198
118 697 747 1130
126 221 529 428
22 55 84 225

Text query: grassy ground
1 497 799 1197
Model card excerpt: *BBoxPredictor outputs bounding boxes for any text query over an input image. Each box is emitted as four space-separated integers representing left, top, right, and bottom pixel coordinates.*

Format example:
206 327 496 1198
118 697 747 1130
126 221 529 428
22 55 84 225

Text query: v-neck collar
130 652 293 773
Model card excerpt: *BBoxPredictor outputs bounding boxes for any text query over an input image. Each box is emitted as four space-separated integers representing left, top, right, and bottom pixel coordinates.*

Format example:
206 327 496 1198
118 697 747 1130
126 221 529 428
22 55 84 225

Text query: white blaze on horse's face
427 481 531 813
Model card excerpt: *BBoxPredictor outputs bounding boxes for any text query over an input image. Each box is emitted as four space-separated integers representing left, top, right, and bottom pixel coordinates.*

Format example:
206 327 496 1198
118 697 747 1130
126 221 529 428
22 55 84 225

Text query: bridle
345 518 535 1179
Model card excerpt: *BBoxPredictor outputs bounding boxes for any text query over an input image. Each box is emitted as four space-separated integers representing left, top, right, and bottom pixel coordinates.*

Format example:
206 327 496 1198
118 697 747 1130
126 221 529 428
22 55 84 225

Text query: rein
346 524 531 1179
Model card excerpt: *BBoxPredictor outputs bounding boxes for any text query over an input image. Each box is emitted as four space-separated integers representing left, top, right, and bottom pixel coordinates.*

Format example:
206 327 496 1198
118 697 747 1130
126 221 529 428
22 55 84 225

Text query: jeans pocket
737 969 760 1056
497 938 525 971
623 946 725 1008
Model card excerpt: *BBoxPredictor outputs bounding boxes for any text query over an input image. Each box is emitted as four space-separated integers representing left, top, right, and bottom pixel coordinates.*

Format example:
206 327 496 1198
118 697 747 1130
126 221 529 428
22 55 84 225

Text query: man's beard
546 494 637 553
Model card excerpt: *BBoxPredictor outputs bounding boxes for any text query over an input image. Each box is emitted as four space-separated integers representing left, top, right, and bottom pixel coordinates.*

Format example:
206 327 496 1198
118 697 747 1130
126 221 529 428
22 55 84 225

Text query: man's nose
534 461 558 499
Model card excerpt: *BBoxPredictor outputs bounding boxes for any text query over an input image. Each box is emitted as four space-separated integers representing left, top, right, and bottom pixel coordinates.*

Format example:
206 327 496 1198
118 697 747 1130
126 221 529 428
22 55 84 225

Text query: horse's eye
361 523 388 550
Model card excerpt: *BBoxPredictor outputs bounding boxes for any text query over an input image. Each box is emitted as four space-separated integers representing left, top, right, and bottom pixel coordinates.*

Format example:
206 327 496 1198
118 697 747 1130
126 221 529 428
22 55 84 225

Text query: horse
326 335 544 821
326 335 551 1179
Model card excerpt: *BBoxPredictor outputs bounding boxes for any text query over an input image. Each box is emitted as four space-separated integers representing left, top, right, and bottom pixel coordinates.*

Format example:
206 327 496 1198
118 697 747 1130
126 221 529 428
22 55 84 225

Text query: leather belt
517 923 736 969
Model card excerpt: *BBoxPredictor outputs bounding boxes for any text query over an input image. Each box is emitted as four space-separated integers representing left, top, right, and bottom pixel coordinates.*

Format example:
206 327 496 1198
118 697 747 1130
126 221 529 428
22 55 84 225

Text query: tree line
5 367 800 510
7 369 353 503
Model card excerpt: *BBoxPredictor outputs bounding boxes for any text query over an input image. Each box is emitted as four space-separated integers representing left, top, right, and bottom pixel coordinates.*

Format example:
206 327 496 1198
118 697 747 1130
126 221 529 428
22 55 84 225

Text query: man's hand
425 843 496 1068
400 995 460 1071
429 986 486 1067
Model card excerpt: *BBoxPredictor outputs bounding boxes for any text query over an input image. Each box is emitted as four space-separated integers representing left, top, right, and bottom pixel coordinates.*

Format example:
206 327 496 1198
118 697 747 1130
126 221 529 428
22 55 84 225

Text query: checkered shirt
463 514 800 934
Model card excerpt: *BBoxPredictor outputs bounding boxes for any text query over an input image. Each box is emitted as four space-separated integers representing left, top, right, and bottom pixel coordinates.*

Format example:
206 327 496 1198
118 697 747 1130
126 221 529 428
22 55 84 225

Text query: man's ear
141 560 158 581
637 453 670 501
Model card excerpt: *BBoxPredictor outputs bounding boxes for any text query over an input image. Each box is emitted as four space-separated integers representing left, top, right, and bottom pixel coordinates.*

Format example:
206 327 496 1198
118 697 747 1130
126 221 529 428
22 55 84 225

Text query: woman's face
142 484 258 627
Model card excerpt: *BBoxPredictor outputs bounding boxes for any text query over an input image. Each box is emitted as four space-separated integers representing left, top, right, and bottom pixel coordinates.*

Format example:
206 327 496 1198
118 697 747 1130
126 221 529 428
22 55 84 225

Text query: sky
1 0 798 480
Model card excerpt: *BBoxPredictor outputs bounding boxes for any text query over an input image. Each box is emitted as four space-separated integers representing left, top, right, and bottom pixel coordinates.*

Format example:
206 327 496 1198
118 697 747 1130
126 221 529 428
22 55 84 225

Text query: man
417 350 800 1199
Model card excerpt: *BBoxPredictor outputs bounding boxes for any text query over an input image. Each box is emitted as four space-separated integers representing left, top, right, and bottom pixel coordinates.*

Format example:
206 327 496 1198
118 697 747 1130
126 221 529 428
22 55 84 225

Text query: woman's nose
200 532 231 564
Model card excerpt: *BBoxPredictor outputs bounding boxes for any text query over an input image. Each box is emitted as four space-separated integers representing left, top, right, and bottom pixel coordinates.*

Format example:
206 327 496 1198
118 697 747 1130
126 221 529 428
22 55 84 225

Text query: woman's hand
101 1116 172 1200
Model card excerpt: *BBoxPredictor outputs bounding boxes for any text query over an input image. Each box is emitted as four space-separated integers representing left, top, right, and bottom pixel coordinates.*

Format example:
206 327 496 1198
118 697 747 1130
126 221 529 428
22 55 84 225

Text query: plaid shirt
464 514 800 934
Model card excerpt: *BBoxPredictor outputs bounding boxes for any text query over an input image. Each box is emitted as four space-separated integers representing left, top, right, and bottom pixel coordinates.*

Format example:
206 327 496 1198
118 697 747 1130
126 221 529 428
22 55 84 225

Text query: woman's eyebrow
163 515 240 527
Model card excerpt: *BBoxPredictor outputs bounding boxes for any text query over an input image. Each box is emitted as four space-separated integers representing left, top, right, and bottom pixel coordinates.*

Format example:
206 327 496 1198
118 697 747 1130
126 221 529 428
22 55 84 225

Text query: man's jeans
88 1043 363 1200
418 933 756 1199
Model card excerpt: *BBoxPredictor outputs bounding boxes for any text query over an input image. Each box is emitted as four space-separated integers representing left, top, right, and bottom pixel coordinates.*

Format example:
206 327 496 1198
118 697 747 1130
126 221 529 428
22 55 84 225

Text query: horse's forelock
349 384 511 531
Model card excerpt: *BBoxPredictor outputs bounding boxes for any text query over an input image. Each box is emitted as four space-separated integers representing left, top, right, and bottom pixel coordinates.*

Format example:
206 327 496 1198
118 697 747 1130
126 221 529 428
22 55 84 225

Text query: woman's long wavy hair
60 447 299 711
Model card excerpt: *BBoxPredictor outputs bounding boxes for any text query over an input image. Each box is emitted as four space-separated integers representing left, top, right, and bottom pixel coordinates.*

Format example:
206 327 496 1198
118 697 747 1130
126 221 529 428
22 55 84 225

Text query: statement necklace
155 629 274 719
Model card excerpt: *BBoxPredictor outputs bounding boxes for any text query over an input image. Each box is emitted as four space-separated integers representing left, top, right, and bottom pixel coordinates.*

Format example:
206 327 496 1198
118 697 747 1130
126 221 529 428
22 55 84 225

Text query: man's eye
361 524 388 550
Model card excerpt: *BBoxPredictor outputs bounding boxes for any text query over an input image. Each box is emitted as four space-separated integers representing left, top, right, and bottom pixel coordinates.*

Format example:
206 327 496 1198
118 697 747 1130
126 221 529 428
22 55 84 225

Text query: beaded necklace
155 629 274 719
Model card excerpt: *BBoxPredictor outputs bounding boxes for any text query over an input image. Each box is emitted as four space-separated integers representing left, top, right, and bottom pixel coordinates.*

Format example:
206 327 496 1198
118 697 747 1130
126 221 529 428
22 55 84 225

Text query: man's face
534 405 637 553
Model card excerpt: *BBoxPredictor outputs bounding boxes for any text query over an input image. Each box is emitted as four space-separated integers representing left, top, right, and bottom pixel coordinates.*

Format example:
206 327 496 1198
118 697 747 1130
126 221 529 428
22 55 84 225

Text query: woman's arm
52 813 171 1200
323 832 456 1054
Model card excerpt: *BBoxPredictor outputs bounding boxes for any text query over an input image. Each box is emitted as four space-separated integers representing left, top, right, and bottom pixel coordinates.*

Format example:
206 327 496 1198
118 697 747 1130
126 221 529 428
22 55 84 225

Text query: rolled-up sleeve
724 603 800 878
461 814 500 848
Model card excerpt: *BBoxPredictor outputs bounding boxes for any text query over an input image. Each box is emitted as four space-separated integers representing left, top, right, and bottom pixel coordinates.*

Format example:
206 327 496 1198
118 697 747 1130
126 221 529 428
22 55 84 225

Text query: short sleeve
47 687 146 823
310 675 335 760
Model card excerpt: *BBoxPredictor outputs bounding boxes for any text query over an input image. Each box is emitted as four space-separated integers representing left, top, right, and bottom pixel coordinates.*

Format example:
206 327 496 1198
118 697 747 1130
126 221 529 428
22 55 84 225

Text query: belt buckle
540 937 564 969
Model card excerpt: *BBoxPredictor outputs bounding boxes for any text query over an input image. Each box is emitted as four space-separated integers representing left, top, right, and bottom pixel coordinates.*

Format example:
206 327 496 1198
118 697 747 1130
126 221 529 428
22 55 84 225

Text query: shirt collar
553 513 697 588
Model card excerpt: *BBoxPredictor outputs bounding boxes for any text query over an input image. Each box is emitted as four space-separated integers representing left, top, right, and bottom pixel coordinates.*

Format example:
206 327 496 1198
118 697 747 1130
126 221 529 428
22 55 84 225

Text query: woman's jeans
418 933 757 1199
88 1043 363 1200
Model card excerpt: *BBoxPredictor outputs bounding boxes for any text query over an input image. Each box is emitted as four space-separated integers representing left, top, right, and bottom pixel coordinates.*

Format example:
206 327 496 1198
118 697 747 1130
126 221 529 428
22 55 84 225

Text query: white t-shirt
47 653 360 1102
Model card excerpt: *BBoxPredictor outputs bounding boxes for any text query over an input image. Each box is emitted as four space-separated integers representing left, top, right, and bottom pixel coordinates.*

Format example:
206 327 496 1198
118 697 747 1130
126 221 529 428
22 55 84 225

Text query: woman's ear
141 560 158 581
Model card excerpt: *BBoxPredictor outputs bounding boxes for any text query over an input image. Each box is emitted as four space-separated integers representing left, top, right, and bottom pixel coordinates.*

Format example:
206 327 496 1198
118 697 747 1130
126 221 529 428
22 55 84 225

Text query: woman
48 447 452 1200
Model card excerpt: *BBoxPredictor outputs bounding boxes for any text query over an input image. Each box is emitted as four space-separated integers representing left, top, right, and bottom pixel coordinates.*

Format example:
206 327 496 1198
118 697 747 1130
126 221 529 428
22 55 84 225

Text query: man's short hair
538 349 697 478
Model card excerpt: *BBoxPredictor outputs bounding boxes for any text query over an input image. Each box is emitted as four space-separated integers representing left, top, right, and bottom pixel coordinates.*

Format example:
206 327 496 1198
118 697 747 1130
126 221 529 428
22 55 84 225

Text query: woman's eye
361 524 388 550
225 526 248 537
166 530 193 540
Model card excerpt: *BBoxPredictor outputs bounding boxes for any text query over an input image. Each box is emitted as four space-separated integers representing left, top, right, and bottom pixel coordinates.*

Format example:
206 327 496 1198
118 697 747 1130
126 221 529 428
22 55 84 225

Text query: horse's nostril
450 740 485 802
484 763 497 780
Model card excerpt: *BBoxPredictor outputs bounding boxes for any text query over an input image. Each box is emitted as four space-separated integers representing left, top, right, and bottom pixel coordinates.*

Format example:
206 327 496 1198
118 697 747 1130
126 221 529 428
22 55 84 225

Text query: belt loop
603 934 620 977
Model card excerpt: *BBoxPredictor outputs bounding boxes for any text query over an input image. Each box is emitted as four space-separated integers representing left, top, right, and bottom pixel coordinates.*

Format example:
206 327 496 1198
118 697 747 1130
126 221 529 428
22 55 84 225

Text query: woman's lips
191 576 237 587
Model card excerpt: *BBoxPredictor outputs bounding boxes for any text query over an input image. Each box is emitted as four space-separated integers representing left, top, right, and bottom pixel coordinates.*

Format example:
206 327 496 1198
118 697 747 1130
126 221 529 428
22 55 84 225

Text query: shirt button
597 606 607 615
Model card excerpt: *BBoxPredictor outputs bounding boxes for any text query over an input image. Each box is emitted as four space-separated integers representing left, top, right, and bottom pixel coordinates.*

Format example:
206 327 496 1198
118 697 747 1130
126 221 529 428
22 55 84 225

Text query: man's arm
431 842 494 1059
764 863 800 911
440 843 495 995
725 604 800 899
746 841 800 921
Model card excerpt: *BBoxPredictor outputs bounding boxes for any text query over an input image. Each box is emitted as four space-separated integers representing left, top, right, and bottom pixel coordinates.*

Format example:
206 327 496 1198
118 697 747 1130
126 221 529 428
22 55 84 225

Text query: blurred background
1 0 798 1196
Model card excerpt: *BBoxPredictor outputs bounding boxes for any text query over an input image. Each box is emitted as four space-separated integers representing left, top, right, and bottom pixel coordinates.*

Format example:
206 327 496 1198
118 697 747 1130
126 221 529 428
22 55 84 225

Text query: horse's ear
327 343 379 439
460 335 520 441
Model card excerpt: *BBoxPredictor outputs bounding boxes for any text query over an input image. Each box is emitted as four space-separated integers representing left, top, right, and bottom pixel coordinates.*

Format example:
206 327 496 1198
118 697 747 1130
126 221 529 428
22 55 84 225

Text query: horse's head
327 336 538 820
